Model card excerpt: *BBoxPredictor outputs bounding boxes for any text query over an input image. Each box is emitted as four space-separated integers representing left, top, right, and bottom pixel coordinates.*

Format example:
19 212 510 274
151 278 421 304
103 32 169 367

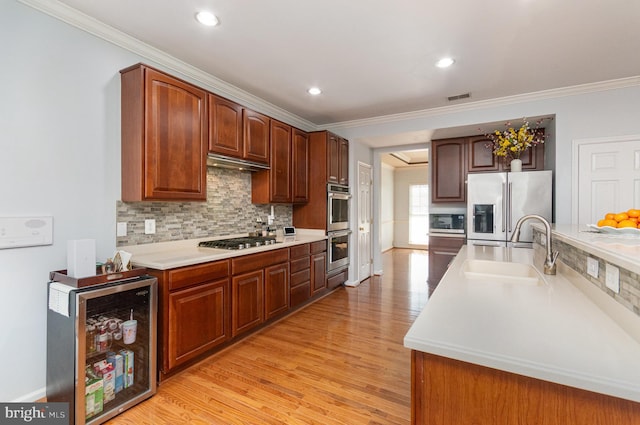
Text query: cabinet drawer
428 236 465 251
310 240 327 254
290 282 310 308
232 248 289 275
327 269 347 289
291 269 311 287
289 243 310 259
290 257 310 273
168 260 230 291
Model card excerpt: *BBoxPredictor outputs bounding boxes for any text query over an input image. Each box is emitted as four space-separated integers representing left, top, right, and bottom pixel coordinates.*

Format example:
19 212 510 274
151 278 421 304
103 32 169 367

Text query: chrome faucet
510 214 559 275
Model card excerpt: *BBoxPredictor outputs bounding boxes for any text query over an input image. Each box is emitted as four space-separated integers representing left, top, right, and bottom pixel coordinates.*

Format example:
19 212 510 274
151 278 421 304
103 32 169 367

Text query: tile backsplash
533 229 640 317
116 167 292 246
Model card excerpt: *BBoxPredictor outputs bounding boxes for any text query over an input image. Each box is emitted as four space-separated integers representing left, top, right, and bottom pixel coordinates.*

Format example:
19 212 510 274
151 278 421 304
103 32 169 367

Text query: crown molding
325 76 640 131
19 0 317 132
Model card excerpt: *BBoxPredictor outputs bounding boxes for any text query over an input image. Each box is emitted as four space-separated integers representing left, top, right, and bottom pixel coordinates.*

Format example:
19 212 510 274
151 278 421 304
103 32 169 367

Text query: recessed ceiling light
195 11 219 27
436 57 455 68
308 87 322 96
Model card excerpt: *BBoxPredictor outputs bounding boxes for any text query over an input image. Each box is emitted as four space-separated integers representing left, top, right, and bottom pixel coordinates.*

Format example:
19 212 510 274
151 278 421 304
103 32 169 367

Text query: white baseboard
374 269 383 275
343 279 360 287
13 387 46 402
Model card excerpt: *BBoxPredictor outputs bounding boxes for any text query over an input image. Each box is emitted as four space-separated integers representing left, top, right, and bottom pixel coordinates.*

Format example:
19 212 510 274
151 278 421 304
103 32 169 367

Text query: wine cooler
46 275 157 425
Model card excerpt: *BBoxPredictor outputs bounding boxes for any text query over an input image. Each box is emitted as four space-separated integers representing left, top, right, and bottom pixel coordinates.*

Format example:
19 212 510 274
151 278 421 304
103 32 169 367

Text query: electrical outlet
605 263 620 293
144 219 156 235
587 257 599 278
116 222 127 237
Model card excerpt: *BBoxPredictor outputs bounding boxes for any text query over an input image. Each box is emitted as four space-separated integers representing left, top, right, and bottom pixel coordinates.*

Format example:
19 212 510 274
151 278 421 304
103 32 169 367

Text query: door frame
571 134 640 223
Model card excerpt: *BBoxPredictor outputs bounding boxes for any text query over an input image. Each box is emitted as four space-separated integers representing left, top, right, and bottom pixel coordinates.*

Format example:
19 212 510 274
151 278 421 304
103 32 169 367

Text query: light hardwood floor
107 249 430 425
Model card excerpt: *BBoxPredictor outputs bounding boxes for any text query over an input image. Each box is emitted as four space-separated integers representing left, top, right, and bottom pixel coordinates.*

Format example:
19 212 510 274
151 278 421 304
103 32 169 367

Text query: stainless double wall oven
327 183 351 272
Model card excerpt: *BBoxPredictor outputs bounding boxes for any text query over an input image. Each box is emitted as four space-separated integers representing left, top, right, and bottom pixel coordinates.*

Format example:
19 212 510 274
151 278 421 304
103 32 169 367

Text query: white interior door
577 138 640 224
358 162 372 281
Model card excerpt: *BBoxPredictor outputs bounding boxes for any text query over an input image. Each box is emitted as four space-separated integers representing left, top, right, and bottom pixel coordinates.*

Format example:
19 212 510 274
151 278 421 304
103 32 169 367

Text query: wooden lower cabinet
412 351 640 425
168 279 230 370
264 262 290 320
232 270 264 337
310 252 327 295
151 242 336 380
428 236 464 284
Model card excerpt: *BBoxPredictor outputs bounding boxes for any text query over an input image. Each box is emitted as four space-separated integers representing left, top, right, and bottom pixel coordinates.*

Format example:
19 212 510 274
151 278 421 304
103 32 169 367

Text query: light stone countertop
403 244 640 403
121 229 326 270
548 223 640 275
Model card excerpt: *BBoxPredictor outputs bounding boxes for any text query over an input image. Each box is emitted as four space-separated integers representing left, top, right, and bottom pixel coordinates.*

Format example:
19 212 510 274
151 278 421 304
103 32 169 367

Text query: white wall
393 166 428 249
0 1 151 401
380 164 394 251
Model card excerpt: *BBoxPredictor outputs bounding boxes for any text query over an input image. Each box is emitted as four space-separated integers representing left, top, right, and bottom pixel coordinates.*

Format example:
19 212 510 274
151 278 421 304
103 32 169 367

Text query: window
409 184 429 244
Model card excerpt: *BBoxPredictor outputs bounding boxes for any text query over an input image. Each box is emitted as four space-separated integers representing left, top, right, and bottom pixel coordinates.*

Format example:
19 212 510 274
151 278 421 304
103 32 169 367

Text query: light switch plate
605 264 620 293
144 219 156 235
116 222 127 237
587 257 599 278
0 216 53 249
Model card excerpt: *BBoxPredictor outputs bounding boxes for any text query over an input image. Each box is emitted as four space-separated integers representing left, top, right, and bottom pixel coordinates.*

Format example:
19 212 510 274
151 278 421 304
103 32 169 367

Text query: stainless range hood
206 154 270 172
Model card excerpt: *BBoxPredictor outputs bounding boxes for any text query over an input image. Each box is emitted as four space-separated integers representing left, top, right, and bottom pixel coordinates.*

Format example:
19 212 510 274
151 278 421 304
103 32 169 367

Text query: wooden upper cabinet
431 138 466 203
327 133 349 185
338 137 349 185
467 130 545 173
252 122 309 204
327 133 340 183
208 94 243 157
120 64 207 201
243 109 270 164
268 120 292 203
468 135 499 172
292 128 310 203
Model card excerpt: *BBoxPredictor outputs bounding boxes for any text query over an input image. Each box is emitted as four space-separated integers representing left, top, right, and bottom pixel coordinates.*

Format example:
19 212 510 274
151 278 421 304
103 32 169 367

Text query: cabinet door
270 121 292 203
310 252 327 296
338 137 349 185
431 139 466 203
243 109 270 164
121 65 207 201
327 133 340 183
292 128 310 203
208 94 243 158
468 136 499 172
232 270 264 337
264 262 290 320
168 278 230 369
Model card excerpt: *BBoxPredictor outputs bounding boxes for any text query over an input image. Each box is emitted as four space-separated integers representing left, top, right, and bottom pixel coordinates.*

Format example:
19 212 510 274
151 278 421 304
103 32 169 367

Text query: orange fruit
628 209 640 218
614 212 629 222
598 219 618 227
630 217 638 224
617 219 637 228
605 213 616 220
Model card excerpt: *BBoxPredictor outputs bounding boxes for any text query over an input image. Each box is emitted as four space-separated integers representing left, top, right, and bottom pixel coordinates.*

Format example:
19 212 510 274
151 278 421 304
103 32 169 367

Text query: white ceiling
34 1 640 142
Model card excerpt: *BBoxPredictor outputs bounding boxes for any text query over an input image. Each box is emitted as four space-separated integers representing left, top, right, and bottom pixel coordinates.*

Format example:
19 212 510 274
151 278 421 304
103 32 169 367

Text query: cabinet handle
433 251 458 256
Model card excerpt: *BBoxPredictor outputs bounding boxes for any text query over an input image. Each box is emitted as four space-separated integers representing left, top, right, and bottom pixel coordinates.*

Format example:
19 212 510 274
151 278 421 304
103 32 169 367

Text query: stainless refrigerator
466 170 552 247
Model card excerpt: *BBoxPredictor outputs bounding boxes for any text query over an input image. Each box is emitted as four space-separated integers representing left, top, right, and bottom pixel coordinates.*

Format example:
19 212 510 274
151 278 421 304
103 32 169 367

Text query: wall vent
447 92 471 101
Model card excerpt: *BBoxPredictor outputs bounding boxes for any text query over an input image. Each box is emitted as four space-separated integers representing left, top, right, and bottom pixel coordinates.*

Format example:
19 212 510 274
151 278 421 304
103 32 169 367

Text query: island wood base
412 351 640 424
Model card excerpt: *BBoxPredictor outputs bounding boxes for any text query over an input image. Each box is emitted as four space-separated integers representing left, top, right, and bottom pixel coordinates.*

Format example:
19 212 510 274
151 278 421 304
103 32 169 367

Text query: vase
510 158 522 172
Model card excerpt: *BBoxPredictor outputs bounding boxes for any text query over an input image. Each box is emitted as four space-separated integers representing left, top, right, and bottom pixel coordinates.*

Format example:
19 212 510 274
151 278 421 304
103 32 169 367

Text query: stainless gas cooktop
198 236 278 250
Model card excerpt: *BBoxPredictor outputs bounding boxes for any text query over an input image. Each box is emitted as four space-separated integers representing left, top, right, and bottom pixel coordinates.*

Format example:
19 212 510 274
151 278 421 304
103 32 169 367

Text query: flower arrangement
486 118 547 160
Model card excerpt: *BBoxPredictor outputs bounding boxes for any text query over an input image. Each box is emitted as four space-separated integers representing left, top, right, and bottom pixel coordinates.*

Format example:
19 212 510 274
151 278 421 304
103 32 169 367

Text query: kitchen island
404 243 640 424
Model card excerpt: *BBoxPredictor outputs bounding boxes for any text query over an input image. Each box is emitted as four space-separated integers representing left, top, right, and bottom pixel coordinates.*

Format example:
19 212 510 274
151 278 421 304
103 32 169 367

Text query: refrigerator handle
501 183 506 233
508 182 513 232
